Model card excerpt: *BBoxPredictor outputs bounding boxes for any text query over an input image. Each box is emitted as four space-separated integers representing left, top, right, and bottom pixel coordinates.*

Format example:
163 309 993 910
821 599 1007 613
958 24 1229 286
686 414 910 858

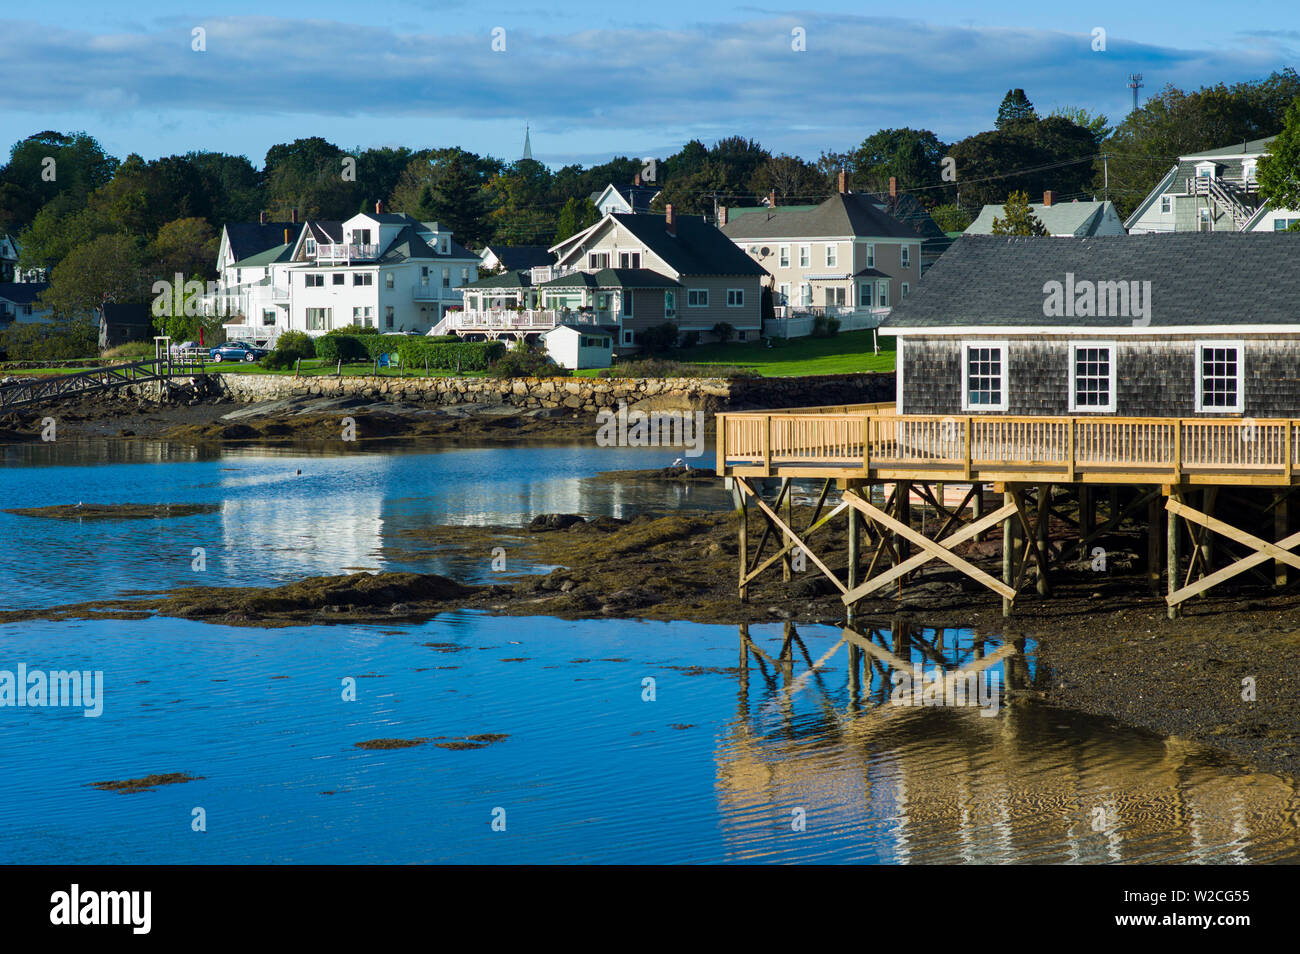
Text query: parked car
209 341 269 363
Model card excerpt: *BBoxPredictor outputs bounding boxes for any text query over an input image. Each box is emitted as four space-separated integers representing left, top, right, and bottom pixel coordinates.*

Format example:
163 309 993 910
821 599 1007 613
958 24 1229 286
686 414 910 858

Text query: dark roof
0 282 48 304
546 322 619 336
868 193 954 257
377 226 477 263
466 270 532 289
592 184 659 213
486 245 553 271
306 221 343 243
225 222 302 261
590 267 681 289
612 213 767 277
884 233 1300 330
97 303 152 326
853 267 889 278
370 212 424 225
721 192 918 241
540 271 599 289
231 243 292 268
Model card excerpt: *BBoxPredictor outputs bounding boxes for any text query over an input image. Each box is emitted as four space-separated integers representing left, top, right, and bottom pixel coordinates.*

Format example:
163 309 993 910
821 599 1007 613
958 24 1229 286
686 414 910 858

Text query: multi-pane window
687 289 708 307
305 274 324 287
825 244 837 267
1070 343 1115 411
1196 342 1243 412
799 246 810 268
305 307 330 330
901 245 911 267
859 283 873 307
619 252 640 268
779 246 789 268
727 289 744 307
865 244 875 268
963 343 1007 411
353 272 373 286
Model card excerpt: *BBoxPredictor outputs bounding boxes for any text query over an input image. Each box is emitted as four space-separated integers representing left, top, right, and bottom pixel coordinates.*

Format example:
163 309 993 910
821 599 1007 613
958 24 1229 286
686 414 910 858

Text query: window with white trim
799 245 810 268
779 245 789 268
877 282 889 308
305 307 330 330
664 290 676 317
305 274 324 288
961 342 1008 411
859 283 873 307
825 244 837 267
353 272 372 286
687 289 708 307
726 289 744 307
778 283 790 305
901 282 910 297
1195 341 1244 412
333 273 345 285
865 244 875 268
901 245 910 267
1068 342 1116 412
1160 196 1172 214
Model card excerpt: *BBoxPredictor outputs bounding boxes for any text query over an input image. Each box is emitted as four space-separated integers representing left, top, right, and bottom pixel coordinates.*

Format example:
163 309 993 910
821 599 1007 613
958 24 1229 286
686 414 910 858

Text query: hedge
314 334 369 363
396 338 505 370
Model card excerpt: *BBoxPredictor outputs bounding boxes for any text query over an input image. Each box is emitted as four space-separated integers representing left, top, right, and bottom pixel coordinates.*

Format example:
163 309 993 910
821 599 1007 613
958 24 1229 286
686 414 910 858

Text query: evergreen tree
996 89 1037 129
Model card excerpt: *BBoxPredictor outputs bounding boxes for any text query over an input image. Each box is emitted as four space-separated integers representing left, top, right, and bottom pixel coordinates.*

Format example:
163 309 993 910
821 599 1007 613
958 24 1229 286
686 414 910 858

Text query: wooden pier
0 351 208 411
716 403 1300 619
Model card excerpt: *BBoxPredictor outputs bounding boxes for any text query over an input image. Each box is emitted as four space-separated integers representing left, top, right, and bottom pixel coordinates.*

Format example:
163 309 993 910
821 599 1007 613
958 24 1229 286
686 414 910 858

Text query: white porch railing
413 284 463 301
315 243 380 263
443 309 609 331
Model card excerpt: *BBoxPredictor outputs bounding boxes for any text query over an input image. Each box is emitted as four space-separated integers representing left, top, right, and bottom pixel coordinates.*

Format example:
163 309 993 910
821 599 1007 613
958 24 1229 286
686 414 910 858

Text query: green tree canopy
991 190 1048 235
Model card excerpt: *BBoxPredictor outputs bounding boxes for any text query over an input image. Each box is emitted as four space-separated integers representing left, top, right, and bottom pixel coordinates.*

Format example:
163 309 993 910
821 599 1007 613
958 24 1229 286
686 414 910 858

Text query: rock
528 513 587 531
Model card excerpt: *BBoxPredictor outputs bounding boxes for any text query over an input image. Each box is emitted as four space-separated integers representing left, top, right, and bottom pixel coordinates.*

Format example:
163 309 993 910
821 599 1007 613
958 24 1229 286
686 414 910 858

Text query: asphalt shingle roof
466 270 532 289
484 245 553 271
883 233 1300 329
720 192 918 241
0 282 48 304
965 200 1120 237
613 213 767 276
226 223 303 261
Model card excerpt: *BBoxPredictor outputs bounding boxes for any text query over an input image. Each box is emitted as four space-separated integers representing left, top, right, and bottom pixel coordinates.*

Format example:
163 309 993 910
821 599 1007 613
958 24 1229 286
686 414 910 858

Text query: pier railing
717 409 1300 484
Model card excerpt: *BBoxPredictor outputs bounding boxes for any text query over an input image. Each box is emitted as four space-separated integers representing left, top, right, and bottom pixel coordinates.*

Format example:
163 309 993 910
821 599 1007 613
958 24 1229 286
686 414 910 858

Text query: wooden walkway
716 403 1300 620
0 356 208 411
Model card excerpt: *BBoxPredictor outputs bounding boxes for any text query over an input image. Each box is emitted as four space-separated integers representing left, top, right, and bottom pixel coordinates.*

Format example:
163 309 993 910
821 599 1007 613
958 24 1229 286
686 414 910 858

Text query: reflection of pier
715 620 1300 863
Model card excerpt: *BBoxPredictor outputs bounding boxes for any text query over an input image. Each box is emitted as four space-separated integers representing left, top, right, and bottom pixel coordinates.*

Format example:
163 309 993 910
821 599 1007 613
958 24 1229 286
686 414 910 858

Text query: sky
0 1 1297 169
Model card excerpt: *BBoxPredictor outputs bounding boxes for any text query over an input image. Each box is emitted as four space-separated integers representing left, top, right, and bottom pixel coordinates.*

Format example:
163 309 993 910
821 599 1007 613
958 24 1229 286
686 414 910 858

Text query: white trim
726 288 744 307
687 288 708 307
895 337 904 415
960 339 1009 412
1067 339 1117 413
1194 338 1245 413
885 325 1300 337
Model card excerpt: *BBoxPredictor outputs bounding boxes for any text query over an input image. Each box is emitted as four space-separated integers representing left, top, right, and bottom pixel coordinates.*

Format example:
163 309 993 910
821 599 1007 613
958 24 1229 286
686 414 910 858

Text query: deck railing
718 409 1300 483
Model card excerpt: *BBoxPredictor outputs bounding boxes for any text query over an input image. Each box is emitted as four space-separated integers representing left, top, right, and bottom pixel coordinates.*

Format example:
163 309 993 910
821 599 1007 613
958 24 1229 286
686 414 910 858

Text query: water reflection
717 621 1300 864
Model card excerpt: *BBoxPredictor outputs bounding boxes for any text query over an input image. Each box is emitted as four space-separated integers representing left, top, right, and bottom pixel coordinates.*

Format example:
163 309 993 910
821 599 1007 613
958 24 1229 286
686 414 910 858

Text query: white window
779 245 789 268
1160 196 1172 214
825 244 837 267
589 252 610 269
619 251 640 268
305 307 331 330
305 274 324 288
800 283 811 306
961 341 1008 411
305 238 316 256
1195 340 1244 413
385 272 394 289
727 289 744 307
799 245 810 268
901 245 910 267
1199 208 1212 231
865 244 875 268
901 282 910 297
353 272 372 286
1068 342 1117 412
687 289 708 307
825 287 845 307
859 283 873 307
878 282 889 308
353 306 375 327
664 290 676 317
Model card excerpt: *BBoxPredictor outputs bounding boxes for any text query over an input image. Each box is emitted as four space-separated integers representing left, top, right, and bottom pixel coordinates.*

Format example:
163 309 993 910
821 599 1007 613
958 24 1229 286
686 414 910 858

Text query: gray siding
902 335 1300 417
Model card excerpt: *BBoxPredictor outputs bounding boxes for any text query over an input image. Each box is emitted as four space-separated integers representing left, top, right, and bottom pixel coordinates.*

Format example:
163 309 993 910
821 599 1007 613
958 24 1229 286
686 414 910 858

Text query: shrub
260 330 316 370
636 322 679 355
486 346 570 378
711 321 735 343
395 337 505 371
314 333 369 363
811 314 841 338
680 331 701 348
103 341 157 360
0 320 100 362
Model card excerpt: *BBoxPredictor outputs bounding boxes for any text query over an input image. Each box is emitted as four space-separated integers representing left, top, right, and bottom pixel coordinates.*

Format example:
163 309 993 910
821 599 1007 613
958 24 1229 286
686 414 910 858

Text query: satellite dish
760 247 771 256
748 246 760 254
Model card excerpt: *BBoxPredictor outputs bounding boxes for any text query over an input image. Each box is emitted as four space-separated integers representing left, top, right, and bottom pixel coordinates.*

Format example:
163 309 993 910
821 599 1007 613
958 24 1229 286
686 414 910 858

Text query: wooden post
781 477 793 582
736 486 749 602
1148 492 1162 594
1277 492 1289 588
1036 483 1051 596
1002 488 1016 618
846 498 860 625
1167 488 1180 620
1201 487 1218 577
897 481 912 566
972 482 984 541
1079 485 1092 551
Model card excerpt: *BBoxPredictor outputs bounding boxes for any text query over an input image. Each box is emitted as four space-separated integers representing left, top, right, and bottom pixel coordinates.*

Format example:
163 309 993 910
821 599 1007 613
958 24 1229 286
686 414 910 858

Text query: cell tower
1127 73 1144 113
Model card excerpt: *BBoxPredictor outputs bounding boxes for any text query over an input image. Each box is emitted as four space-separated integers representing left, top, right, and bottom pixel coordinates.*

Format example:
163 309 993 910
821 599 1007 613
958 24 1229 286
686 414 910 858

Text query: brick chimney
837 170 847 194
291 208 299 224
375 199 385 214
889 176 898 199
1042 190 1056 207
768 189 776 209
718 206 728 227
259 210 268 225
665 203 676 237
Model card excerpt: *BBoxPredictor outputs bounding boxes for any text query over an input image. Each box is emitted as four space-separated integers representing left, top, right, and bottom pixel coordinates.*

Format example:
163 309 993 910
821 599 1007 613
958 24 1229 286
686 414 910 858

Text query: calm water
1 441 1297 863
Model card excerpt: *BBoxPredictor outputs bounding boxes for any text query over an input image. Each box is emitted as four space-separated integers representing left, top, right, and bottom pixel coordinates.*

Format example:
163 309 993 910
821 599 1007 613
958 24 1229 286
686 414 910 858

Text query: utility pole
1103 153 1109 203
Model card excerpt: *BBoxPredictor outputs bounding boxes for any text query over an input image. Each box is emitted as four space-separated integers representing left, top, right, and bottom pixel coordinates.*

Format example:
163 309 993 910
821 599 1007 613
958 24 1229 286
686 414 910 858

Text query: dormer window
440 237 448 254
1195 162 1217 180
305 237 316 256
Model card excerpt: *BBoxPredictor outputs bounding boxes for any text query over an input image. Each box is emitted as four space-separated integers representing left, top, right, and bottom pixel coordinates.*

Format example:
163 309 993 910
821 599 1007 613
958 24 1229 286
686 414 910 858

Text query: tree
849 128 948 196
263 137 355 219
148 217 219 282
185 151 263 223
40 233 149 320
418 149 491 248
929 203 973 232
554 197 599 244
1258 96 1300 226
991 191 1048 235
0 130 118 230
997 89 1038 129
1049 107 1112 146
751 154 823 203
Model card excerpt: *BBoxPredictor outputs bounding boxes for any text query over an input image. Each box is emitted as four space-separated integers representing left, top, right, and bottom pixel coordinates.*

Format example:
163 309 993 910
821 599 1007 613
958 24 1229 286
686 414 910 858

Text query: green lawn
575 330 896 378
220 358 487 378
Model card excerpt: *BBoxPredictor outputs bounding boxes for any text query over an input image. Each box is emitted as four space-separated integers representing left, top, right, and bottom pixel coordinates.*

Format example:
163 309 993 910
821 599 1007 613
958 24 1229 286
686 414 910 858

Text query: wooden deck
717 405 1300 487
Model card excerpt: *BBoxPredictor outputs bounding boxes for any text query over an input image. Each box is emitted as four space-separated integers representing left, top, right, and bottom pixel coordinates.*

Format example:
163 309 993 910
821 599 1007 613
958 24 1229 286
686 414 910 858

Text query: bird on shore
671 457 690 471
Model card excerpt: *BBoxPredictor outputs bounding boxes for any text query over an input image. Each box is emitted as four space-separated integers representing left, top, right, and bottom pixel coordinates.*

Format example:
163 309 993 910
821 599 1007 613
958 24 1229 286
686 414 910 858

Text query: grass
574 329 896 378
229 358 488 378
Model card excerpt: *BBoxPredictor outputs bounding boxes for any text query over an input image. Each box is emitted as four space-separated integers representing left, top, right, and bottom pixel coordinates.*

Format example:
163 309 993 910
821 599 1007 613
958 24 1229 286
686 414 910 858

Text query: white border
1194 338 1245 413
960 338 1009 412
1067 340 1117 413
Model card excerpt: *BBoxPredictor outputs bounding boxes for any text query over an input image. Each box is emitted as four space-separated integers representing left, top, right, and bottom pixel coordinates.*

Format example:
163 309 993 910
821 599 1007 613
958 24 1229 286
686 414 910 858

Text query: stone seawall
200 371 895 413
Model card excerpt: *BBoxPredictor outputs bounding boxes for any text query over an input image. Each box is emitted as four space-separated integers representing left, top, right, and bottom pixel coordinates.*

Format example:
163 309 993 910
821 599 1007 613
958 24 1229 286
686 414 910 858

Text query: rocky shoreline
5 491 1299 780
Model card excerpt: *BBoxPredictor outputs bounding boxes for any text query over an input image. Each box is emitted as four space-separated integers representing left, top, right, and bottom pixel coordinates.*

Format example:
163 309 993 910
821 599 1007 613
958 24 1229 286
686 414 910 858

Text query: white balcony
413 284 463 302
315 243 380 264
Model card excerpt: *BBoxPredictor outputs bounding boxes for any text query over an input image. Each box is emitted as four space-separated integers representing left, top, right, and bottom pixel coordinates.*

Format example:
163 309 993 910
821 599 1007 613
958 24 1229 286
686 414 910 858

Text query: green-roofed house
965 191 1124 237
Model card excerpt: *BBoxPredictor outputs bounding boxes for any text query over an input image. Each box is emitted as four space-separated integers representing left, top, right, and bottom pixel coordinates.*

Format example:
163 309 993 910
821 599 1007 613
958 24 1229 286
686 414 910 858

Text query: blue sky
1 1 1296 168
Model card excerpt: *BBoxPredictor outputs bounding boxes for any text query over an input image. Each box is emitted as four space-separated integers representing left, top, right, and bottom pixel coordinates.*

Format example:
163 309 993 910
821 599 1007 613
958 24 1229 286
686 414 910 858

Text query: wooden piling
1148 492 1162 594
1002 489 1015 618
1167 488 1180 620
1036 484 1051 596
1277 492 1289 588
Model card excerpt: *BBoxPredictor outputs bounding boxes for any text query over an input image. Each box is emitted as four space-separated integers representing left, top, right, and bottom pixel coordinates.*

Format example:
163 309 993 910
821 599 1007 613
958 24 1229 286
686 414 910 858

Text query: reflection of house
453 207 766 351
1125 137 1300 234
540 323 616 370
214 203 480 345
0 282 51 326
965 191 1124 237
721 173 918 338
